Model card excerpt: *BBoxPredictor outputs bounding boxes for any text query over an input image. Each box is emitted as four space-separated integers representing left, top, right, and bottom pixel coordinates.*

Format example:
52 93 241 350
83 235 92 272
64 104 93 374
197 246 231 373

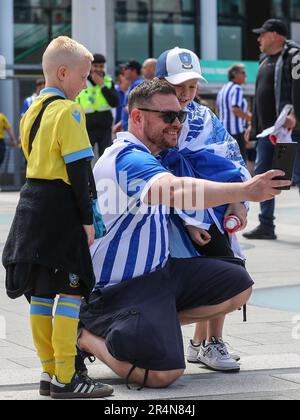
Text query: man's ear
57 65 67 82
131 108 142 126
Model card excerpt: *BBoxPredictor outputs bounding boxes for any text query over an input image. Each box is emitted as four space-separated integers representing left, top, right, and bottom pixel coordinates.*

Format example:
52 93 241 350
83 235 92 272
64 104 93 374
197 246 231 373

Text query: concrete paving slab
240 354 300 371
4 357 41 369
0 189 300 399
0 359 30 369
1 369 300 401
271 373 300 385
0 343 35 358
229 343 300 356
229 331 295 345
225 322 290 335
70 370 300 400
182 391 297 400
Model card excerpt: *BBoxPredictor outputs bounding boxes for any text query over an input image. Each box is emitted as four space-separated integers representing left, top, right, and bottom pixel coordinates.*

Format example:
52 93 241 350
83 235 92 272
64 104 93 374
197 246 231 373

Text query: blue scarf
160 146 245 229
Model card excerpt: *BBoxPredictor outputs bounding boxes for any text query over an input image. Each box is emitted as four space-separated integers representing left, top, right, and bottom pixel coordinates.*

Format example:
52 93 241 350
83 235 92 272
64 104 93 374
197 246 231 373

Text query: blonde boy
2 37 113 399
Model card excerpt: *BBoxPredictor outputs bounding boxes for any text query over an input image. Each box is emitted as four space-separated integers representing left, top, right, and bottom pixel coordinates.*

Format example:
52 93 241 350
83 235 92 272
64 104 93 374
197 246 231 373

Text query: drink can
224 215 241 234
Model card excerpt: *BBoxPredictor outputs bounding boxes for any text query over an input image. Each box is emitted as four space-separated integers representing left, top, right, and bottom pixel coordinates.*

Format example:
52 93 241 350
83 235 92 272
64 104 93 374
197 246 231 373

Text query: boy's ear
57 65 67 81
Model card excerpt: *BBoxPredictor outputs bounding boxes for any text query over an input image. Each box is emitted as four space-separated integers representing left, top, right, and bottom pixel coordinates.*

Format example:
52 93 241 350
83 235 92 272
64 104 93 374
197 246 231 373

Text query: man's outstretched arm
144 170 291 210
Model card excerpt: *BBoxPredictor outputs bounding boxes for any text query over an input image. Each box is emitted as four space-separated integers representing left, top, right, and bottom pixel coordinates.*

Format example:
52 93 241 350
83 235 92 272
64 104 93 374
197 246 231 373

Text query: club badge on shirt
72 110 81 124
69 273 80 288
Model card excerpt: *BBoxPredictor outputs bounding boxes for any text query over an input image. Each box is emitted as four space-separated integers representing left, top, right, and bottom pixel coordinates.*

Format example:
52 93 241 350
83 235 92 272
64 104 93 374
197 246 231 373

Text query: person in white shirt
217 64 252 161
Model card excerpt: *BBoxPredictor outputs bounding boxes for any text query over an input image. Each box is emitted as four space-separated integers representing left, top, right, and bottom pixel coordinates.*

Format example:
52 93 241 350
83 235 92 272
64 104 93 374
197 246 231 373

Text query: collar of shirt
40 87 67 99
115 131 152 154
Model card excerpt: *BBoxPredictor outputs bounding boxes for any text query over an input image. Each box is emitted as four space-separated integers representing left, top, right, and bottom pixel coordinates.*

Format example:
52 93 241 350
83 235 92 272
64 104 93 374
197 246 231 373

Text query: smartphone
272 142 298 190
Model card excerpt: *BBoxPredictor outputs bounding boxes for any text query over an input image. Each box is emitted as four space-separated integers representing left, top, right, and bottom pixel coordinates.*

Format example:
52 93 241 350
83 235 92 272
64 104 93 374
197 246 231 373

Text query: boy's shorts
80 256 254 371
6 263 83 300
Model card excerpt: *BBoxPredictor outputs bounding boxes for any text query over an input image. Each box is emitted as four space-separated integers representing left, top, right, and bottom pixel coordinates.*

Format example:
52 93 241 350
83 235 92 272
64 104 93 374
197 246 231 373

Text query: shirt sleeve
66 158 93 225
116 147 170 201
231 86 243 108
101 82 120 108
58 103 94 164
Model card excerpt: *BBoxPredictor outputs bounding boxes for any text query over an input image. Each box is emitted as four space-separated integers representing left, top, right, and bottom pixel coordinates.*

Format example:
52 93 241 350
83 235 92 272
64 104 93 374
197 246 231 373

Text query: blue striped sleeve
116 147 169 198
232 86 242 108
63 147 94 164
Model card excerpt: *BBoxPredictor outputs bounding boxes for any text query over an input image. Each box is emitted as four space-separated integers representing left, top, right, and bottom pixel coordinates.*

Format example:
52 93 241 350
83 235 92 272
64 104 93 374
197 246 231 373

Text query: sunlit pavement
1 188 300 400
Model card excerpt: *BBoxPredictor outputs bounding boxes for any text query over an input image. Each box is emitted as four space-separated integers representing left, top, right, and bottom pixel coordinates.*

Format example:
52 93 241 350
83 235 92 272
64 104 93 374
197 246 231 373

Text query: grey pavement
0 188 300 400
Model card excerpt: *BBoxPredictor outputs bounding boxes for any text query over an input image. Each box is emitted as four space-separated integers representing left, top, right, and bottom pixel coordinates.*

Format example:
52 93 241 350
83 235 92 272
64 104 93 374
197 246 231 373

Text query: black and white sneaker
50 373 114 399
40 373 52 397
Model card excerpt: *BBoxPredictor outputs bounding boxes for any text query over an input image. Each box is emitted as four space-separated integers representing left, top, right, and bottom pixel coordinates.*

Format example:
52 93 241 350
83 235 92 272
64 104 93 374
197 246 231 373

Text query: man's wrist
229 183 247 205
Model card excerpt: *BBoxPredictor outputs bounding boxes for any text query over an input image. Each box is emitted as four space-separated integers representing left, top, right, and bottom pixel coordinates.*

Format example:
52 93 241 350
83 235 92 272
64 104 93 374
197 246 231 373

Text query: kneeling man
79 80 289 389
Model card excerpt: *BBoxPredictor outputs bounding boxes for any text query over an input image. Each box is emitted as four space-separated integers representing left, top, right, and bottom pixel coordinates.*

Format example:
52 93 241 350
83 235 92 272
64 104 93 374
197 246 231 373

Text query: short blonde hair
43 36 93 76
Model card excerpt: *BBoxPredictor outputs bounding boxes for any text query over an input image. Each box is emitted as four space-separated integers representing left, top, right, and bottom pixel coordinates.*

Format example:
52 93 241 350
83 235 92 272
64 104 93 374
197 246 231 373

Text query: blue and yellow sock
30 297 55 377
52 297 81 384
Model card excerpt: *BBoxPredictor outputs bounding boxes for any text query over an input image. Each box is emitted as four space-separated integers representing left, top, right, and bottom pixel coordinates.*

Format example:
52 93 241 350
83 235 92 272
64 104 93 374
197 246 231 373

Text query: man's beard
148 133 177 152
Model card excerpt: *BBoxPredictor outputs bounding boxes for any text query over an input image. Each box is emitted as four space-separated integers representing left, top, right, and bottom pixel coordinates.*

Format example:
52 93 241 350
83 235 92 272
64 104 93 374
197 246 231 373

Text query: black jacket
251 40 300 139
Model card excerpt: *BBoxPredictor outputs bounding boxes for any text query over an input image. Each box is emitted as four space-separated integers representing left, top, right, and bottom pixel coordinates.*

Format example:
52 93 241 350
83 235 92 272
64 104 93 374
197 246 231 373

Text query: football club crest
69 273 80 288
72 110 81 123
179 52 193 70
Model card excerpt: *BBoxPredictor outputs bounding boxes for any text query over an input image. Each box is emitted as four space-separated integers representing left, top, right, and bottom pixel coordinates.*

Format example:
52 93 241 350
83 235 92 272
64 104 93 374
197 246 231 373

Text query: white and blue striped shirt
217 82 248 136
91 132 171 289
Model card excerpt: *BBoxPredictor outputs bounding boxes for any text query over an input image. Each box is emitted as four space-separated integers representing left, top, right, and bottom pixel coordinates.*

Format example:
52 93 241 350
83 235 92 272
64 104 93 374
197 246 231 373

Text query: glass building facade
14 0 72 64
115 0 200 66
2 0 300 189
8 0 300 67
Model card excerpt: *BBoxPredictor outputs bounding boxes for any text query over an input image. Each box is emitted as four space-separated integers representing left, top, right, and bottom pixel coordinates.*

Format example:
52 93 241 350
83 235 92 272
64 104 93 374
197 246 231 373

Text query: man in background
0 111 17 168
243 19 300 240
76 54 119 158
21 78 45 117
217 64 252 162
120 60 144 131
142 58 157 80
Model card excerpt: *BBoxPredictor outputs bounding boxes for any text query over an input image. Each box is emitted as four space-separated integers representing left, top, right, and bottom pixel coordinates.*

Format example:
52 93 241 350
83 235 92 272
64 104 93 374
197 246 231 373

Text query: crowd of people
1 17 299 399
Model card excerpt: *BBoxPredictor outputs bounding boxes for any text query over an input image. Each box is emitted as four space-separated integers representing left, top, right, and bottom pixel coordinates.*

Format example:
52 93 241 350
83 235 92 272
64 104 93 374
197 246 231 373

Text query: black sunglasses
138 108 188 124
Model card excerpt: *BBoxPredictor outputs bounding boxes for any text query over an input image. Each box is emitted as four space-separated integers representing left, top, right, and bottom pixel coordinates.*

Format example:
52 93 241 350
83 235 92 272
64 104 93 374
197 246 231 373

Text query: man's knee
147 369 184 388
228 287 252 312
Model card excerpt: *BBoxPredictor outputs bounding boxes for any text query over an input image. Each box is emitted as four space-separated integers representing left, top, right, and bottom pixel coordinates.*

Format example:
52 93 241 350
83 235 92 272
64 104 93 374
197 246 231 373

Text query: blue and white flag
161 101 251 232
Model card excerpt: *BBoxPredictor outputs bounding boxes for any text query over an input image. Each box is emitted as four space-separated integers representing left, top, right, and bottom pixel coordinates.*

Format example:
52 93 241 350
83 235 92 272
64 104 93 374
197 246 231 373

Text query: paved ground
0 188 300 400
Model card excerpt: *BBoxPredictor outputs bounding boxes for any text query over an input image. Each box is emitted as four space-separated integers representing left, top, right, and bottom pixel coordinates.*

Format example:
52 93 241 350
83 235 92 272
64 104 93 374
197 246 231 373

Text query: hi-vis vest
76 76 113 114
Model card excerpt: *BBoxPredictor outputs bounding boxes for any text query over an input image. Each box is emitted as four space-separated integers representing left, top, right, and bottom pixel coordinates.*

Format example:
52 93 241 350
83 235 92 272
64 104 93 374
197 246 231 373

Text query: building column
72 0 114 75
0 0 14 127
200 0 218 60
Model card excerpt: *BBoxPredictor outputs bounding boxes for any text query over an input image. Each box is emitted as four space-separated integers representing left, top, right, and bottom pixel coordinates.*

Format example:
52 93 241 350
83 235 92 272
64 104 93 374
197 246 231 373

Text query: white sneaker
197 337 240 372
187 339 240 364
187 340 201 363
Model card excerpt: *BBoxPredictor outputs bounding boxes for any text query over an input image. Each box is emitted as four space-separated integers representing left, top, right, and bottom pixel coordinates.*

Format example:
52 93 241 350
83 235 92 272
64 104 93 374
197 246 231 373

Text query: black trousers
88 127 112 158
233 132 247 162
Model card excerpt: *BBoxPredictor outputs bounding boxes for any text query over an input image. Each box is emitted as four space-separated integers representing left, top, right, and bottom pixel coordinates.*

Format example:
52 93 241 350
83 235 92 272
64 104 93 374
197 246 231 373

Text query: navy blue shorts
80 257 254 371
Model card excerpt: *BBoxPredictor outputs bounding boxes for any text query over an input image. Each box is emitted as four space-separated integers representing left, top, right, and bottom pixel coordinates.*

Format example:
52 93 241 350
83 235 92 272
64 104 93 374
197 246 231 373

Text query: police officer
76 54 119 158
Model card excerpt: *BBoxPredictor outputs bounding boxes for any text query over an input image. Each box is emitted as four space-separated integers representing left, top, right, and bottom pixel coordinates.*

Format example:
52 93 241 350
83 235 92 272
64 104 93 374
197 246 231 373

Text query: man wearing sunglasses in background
77 79 289 390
